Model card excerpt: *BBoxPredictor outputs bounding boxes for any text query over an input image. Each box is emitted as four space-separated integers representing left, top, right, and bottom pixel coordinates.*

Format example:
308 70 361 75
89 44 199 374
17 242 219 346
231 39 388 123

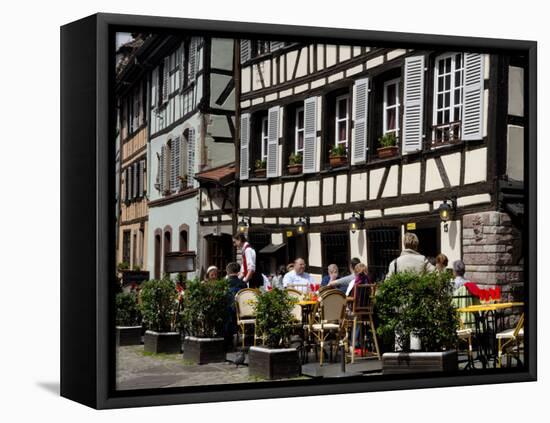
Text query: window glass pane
386 83 396 106
437 93 443 109
454 106 461 121
455 71 462 87
456 54 462 68
445 57 451 72
297 132 304 151
338 121 347 142
438 76 444 92
298 109 304 129
386 109 396 131
445 75 451 90
437 111 443 124
445 92 450 107
438 60 444 74
444 109 450 123
454 89 461 105
338 98 347 119
262 118 268 135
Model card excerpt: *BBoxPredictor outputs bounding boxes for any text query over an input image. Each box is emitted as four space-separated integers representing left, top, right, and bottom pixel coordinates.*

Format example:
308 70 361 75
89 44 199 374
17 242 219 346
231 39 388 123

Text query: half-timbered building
236 40 526 291
116 35 150 272
145 36 236 279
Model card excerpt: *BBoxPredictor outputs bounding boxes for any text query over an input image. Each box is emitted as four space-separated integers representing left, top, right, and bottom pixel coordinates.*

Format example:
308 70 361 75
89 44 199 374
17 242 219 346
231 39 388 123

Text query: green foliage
139 279 178 332
181 278 230 338
254 289 297 348
378 132 397 148
132 265 141 271
255 159 267 170
330 144 347 157
118 261 130 271
288 152 303 165
115 292 141 326
376 271 459 352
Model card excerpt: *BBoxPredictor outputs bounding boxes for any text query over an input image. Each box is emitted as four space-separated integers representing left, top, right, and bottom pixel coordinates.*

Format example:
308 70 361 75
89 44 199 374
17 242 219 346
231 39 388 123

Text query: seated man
282 258 314 293
326 257 361 294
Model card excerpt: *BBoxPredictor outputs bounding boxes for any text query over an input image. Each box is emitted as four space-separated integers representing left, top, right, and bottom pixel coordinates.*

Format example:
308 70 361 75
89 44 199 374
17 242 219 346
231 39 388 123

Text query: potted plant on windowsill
140 278 181 354
377 132 399 159
181 278 230 364
254 159 267 178
115 291 142 346
329 144 348 168
376 271 460 374
248 289 301 380
287 153 303 175
118 262 150 288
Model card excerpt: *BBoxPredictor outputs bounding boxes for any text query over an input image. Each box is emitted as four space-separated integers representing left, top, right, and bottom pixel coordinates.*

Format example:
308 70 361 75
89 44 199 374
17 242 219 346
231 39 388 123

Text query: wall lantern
295 217 309 235
237 217 250 234
438 197 457 233
348 211 364 234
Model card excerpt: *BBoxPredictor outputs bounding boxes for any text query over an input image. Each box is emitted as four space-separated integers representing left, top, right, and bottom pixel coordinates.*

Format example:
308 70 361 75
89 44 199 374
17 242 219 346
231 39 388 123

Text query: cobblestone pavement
116 346 254 390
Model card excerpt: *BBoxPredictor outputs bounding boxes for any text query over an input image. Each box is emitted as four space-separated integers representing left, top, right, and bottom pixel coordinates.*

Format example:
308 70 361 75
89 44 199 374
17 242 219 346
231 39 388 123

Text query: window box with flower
377 132 400 159
329 144 348 168
254 159 267 178
287 153 303 175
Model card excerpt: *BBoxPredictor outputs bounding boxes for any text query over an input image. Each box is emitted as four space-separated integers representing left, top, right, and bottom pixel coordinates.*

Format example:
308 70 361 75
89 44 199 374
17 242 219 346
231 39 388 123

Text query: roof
194 163 236 186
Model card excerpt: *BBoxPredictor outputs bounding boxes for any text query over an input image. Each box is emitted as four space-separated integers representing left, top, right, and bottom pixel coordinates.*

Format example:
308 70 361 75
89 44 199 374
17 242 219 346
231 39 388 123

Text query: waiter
232 233 261 289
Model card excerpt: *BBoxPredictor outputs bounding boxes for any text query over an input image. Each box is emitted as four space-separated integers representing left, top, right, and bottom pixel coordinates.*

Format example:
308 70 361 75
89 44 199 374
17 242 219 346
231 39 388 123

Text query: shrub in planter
287 153 303 174
248 289 300 380
115 292 142 346
140 278 181 354
254 159 267 177
377 132 399 158
376 271 460 374
329 144 348 168
181 278 230 364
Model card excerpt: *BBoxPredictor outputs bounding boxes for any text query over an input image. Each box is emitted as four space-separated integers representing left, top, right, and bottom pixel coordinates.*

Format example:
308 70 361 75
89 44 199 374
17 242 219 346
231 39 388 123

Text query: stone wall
462 211 523 301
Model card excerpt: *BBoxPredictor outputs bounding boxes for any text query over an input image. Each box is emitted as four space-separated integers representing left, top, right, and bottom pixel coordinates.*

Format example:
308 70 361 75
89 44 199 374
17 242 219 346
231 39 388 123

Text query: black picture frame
61 12 537 409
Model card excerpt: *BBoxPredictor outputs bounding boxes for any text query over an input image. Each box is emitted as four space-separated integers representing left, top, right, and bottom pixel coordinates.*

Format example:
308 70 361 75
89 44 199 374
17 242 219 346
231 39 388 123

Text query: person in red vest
232 233 262 289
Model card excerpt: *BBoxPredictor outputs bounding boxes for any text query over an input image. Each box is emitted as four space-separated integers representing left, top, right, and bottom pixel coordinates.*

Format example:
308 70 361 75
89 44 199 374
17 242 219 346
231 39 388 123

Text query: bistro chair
285 288 304 302
452 285 478 369
347 284 380 363
496 313 524 368
307 289 347 366
235 288 260 348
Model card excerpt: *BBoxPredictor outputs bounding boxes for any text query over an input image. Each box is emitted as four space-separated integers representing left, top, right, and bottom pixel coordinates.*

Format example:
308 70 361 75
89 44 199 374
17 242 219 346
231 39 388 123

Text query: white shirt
239 242 256 279
282 270 314 293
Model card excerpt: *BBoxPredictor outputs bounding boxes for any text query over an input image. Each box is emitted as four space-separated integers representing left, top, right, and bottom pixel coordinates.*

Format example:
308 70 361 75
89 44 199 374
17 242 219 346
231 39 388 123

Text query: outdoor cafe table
457 302 524 369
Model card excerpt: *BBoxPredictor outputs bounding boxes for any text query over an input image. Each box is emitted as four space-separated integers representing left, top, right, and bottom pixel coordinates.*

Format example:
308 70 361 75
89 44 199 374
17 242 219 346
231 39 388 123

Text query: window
261 116 269 162
432 53 464 143
255 41 270 56
335 95 350 148
122 230 131 265
295 107 305 155
321 232 350 276
367 227 401 282
179 229 188 252
383 78 400 136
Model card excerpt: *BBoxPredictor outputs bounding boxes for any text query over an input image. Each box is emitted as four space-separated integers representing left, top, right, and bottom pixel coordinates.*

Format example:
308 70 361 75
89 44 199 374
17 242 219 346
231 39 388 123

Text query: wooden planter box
116 325 142 346
144 330 182 354
329 155 347 168
248 346 300 380
183 336 226 364
120 270 150 285
377 146 399 159
287 164 303 175
254 168 266 178
382 350 458 375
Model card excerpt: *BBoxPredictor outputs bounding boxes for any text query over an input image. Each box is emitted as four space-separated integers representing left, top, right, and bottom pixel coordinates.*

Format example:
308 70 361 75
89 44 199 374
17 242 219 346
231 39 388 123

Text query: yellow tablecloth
457 302 524 313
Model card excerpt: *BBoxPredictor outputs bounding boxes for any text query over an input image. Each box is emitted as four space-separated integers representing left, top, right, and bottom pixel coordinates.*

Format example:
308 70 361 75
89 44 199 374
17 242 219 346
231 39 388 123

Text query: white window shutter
132 163 138 199
162 57 169 104
270 41 284 52
462 53 484 141
139 160 145 197
402 55 425 154
240 40 251 63
159 145 165 194
188 38 197 83
187 129 196 188
179 44 186 90
151 67 158 108
267 106 280 178
352 78 369 164
303 97 317 174
240 113 250 180
171 137 180 193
